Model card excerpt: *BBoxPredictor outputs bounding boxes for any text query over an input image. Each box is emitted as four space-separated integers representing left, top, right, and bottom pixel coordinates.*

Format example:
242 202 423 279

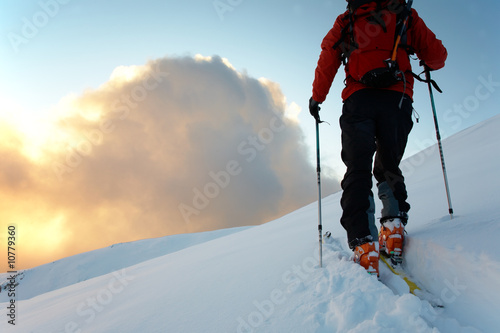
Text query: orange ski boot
379 217 406 266
353 241 380 277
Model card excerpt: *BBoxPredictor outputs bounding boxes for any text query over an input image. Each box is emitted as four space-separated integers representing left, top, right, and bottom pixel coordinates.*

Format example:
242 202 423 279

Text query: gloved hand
309 97 321 121
420 60 434 71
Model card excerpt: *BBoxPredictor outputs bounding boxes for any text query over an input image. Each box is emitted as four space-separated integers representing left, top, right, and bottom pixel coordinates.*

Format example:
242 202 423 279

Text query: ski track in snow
259 237 438 333
1 115 499 332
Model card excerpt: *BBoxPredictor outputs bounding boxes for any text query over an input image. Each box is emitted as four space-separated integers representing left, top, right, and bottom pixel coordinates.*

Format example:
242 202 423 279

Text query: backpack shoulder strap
332 0 399 63
398 9 415 55
332 13 355 64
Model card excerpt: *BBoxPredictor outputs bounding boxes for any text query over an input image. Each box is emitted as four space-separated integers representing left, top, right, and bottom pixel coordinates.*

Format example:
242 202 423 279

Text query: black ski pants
339 89 413 249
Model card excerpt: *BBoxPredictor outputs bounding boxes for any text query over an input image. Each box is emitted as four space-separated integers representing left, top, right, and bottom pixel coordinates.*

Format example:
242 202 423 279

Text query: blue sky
1 0 499 172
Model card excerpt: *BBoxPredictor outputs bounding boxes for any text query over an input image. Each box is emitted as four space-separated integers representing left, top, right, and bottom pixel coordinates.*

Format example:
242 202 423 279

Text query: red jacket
312 9 447 103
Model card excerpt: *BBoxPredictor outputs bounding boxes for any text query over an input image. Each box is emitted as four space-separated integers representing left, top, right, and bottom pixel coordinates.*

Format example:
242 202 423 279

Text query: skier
309 0 447 276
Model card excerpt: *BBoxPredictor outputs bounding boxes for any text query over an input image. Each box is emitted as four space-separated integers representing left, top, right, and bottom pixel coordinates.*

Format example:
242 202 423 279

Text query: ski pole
424 67 454 219
315 118 323 267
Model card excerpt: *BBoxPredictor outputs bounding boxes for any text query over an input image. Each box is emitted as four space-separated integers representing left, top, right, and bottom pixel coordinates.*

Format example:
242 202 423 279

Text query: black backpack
333 0 414 88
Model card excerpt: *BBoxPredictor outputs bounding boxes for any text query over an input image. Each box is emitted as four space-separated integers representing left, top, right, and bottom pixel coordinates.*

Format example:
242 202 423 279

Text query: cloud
0 55 339 270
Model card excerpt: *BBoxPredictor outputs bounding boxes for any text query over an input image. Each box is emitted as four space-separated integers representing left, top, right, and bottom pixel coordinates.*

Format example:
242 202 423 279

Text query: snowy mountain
0 226 250 303
2 114 500 332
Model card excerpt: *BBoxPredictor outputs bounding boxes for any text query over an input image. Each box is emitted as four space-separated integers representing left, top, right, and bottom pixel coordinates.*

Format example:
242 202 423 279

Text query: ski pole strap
412 70 443 93
316 118 330 126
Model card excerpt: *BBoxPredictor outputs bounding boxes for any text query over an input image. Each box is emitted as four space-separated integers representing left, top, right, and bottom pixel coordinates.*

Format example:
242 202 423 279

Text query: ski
380 253 420 294
380 253 444 308
323 231 443 307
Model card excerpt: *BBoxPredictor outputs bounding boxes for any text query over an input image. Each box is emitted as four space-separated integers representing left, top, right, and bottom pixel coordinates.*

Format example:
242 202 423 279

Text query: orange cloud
0 55 339 271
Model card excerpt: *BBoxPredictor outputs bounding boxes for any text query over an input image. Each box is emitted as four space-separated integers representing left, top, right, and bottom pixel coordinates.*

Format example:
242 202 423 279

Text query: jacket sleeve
409 9 448 70
312 14 346 103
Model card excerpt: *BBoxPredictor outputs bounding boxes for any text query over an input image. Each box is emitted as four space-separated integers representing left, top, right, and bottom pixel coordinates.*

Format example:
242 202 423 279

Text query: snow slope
1 114 499 332
0 226 251 302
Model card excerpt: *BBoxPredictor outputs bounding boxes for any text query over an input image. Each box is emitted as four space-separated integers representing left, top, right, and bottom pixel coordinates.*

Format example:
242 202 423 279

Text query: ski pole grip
423 65 443 93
